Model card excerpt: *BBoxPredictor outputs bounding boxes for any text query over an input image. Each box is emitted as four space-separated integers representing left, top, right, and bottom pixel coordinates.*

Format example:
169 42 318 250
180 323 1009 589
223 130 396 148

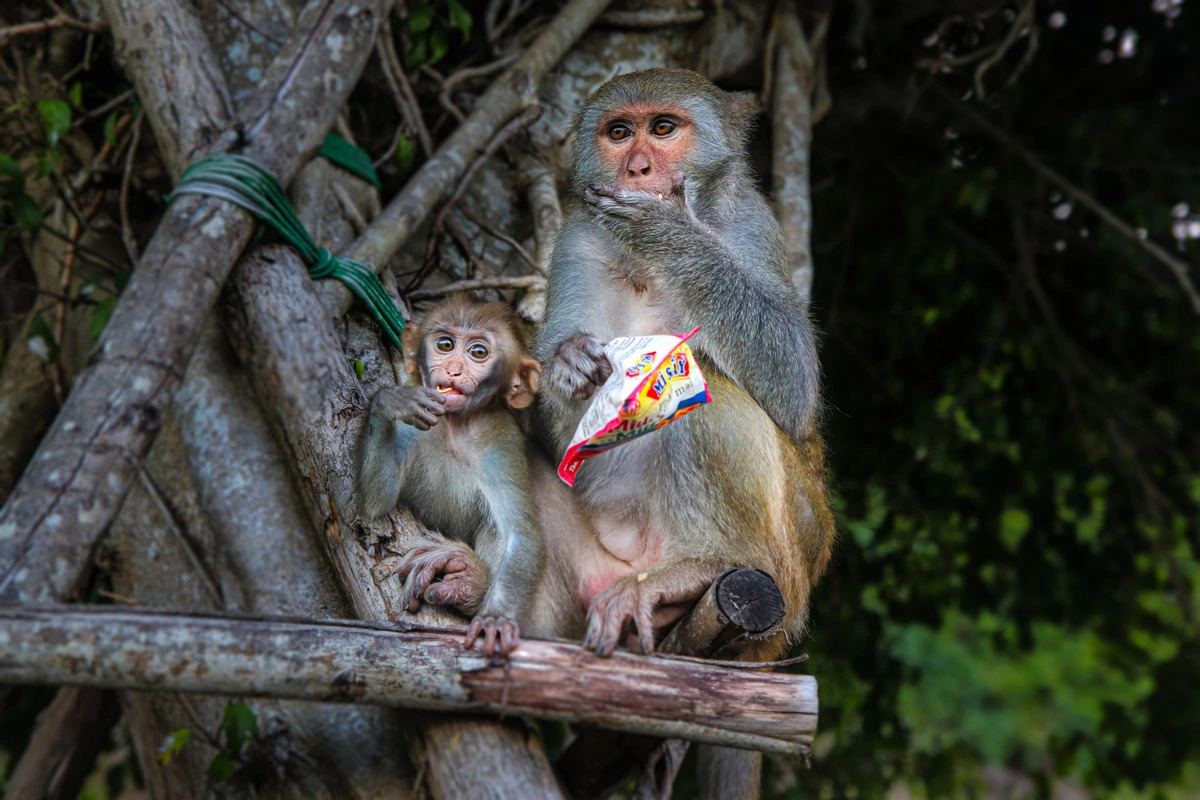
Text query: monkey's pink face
420 326 502 414
595 103 695 196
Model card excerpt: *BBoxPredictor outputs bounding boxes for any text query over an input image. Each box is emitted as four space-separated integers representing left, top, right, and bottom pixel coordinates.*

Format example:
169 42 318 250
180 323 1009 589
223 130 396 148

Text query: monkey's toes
465 616 520 657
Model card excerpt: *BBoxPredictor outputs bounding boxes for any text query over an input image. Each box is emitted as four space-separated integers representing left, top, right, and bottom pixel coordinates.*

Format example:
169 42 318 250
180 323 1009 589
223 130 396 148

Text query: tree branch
938 85 1200 315
0 605 819 757
0 0 389 605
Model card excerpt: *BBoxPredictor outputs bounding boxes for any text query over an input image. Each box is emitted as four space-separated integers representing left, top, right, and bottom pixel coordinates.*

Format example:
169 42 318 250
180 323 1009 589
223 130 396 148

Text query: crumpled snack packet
558 328 711 485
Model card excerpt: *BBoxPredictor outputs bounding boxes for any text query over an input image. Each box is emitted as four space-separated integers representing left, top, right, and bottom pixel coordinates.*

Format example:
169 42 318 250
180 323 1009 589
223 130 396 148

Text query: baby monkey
356 295 543 655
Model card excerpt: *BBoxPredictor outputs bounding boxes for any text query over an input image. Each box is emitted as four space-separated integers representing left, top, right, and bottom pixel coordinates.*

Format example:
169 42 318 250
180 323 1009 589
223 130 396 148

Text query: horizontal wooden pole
0 605 817 756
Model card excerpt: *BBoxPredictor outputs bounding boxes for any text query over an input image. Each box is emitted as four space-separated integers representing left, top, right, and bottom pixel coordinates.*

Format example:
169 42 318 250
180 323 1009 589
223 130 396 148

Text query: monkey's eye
608 124 631 142
652 119 676 136
434 336 454 353
467 343 490 361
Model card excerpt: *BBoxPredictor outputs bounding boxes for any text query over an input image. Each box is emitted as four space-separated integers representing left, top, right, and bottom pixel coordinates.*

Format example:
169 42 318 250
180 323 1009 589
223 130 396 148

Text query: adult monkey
532 69 834 797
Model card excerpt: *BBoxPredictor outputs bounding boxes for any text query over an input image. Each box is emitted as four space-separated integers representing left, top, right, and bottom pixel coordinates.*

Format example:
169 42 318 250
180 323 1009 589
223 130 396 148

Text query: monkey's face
593 103 695 197
419 324 506 415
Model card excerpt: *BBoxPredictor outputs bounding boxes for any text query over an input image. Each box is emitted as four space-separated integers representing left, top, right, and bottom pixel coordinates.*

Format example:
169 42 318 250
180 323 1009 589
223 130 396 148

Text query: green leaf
394 132 415 172
155 728 192 765
208 751 237 782
447 0 472 40
69 82 83 107
0 153 23 188
90 297 116 339
408 2 434 33
26 312 59 364
34 149 62 179
13 193 42 231
352 358 366 380
221 701 257 757
37 99 71 148
405 35 430 70
104 109 120 146
429 28 449 64
999 508 1031 551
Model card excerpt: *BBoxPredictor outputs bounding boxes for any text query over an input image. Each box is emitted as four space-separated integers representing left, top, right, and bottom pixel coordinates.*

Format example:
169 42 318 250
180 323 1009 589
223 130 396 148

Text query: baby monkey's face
421 324 505 414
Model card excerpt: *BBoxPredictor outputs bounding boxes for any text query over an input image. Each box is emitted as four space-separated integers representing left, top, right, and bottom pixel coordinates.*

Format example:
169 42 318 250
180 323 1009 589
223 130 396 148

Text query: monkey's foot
397 540 488 616
545 332 613 401
582 574 656 657
464 615 521 657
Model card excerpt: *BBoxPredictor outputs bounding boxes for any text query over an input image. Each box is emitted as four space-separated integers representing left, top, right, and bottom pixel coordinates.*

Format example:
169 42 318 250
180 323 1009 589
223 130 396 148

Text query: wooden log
0 0 389 605
0 605 819 757
560 568 792 799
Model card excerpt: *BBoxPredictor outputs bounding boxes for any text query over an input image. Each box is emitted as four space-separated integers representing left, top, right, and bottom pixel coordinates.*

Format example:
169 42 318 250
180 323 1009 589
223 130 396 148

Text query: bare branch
408 274 545 300
940 87 1200 315
0 605 819 757
0 0 389 605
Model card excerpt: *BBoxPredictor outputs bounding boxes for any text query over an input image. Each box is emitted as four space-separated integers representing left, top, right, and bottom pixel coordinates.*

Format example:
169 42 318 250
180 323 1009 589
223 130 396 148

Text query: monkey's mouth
434 383 465 396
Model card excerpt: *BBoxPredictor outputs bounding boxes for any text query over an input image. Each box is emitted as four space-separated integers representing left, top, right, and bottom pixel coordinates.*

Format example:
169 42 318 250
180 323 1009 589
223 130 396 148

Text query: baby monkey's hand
375 385 446 431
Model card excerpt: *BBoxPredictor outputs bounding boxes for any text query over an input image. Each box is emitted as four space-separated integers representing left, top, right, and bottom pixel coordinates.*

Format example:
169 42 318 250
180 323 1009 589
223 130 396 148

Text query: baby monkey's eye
652 119 676 136
435 336 454 352
608 124 631 141
467 343 490 360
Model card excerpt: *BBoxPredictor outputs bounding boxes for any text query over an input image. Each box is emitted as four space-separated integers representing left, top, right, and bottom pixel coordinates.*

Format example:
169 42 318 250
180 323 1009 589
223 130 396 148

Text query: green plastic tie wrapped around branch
168 152 405 350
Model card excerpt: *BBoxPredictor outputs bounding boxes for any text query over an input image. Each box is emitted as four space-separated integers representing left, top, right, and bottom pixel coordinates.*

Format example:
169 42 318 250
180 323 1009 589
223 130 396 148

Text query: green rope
319 133 381 190
169 152 404 351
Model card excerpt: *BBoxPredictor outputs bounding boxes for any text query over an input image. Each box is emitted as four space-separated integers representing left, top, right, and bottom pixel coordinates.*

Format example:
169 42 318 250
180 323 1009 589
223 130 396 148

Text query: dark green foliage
789 1 1200 796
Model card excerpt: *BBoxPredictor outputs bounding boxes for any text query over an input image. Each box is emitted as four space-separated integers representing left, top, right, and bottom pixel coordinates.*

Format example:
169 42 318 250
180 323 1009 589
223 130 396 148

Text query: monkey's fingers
500 619 520 655
463 616 485 649
635 602 656 655
482 620 499 656
401 559 442 613
669 172 688 204
396 544 437 580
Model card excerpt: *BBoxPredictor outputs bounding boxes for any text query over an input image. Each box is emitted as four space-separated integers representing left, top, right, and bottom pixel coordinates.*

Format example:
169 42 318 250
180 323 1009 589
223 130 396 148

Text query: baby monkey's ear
507 358 542 409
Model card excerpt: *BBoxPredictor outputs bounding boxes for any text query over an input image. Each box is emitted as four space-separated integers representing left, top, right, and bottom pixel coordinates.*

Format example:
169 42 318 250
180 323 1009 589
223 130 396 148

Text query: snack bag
558 328 710 485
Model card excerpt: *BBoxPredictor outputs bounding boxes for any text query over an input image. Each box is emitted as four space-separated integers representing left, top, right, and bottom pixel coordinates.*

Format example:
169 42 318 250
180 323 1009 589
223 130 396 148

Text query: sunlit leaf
155 728 192 765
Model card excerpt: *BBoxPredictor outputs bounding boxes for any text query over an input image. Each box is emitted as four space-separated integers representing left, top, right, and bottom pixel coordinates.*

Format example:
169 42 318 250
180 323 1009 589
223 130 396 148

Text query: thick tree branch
0 0 388 605
0 605 819 756
771 0 828 307
328 0 613 314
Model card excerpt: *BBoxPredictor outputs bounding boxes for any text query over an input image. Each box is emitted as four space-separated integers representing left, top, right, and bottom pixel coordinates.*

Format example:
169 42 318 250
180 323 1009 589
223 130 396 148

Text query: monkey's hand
397 539 489 616
544 332 613 401
464 614 521 658
374 385 446 431
583 173 695 250
582 573 658 657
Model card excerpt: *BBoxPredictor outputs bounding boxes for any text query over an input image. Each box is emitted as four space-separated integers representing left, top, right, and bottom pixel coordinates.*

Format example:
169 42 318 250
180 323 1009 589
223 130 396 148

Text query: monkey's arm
474 429 546 622
355 386 444 519
586 184 820 443
534 216 621 454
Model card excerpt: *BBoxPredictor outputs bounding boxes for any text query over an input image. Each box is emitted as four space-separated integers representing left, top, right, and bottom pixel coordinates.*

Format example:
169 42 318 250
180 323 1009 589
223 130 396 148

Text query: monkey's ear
727 91 762 126
401 320 422 377
507 358 542 409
